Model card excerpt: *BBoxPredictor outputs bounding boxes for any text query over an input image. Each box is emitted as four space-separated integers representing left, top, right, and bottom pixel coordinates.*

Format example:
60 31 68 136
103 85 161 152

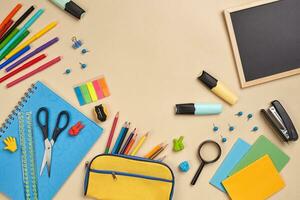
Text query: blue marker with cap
175 103 222 115
0 9 44 58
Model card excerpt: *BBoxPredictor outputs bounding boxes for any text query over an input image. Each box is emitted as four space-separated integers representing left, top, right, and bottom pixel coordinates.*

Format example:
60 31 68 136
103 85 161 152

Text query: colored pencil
0 54 46 83
0 30 30 61
6 21 57 59
112 122 130 154
131 132 149 156
0 4 22 32
104 112 119 154
6 37 59 72
0 28 19 49
124 134 137 155
0 6 35 44
0 46 30 70
7 56 61 88
0 9 44 58
120 129 136 154
111 122 127 154
144 143 164 159
0 20 14 38
149 144 168 159
156 155 167 162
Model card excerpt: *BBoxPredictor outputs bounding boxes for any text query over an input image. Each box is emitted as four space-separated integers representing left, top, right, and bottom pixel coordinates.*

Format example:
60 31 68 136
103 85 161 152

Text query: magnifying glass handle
191 162 205 185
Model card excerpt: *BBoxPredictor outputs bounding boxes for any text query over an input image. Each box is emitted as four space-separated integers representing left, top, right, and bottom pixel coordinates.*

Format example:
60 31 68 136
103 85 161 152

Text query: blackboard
224 0 300 88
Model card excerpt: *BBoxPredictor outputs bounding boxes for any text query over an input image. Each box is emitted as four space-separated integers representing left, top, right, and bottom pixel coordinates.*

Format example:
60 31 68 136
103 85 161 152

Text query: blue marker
175 103 222 115
0 46 30 70
0 9 44 58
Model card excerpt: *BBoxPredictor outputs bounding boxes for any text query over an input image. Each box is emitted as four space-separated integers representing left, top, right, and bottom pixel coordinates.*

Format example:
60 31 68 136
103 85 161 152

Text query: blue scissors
37 107 70 177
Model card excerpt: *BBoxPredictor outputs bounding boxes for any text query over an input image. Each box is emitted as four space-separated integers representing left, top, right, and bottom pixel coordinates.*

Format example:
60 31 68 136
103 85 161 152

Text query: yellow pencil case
84 154 175 200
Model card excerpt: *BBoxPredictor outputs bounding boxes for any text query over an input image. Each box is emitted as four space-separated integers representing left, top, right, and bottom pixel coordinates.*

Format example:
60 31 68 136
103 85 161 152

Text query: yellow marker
198 71 238 105
86 82 98 102
131 132 149 156
5 21 58 59
144 143 163 159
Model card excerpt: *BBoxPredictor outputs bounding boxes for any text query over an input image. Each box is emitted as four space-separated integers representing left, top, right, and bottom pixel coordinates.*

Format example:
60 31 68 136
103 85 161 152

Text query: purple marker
5 37 59 72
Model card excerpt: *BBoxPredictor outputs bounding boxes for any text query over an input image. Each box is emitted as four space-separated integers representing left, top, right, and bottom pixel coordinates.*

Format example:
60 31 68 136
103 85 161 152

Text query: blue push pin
251 126 259 132
221 136 227 143
179 161 190 172
235 111 243 117
213 124 219 132
72 36 82 49
80 62 87 69
64 68 71 74
247 113 253 121
228 124 235 132
81 48 89 54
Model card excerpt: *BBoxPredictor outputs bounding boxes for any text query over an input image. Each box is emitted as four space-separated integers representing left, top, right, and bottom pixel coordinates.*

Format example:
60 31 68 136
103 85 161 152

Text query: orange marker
144 143 164 159
124 134 137 155
0 4 22 32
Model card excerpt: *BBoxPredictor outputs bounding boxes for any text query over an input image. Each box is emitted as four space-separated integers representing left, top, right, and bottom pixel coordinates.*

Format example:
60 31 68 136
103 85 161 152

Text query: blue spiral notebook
0 81 103 200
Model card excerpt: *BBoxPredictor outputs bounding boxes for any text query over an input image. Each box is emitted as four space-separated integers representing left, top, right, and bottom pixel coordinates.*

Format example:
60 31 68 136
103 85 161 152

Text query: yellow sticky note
222 155 285 200
86 82 98 102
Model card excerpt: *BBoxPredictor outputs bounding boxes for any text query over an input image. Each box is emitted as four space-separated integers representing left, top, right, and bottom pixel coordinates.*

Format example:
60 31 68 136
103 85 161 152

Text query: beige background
1 0 300 199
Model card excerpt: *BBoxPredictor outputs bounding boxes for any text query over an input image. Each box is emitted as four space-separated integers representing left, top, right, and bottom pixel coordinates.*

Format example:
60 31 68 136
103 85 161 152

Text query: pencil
111 122 127 154
0 19 14 38
0 9 44 58
149 144 168 159
5 37 59 72
0 4 22 32
6 21 57 59
0 54 46 83
131 132 149 156
124 134 137 155
144 143 164 159
104 112 119 154
0 6 35 44
7 56 61 88
156 155 167 162
120 129 136 154
115 122 130 154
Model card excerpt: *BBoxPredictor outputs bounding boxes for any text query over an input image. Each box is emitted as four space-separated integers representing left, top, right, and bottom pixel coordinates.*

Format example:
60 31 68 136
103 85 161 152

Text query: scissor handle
52 111 70 143
36 107 49 140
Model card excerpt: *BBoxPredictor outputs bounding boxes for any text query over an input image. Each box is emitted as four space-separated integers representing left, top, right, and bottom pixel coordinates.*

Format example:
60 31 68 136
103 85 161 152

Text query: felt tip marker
175 103 222 115
49 0 85 19
198 71 238 105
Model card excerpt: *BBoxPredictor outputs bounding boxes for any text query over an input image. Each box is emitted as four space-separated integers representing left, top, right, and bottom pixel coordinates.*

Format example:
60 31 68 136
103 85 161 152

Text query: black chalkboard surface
225 0 300 88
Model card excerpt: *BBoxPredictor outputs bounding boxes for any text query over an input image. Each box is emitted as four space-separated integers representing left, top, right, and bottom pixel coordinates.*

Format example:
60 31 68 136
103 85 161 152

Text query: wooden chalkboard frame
224 0 300 88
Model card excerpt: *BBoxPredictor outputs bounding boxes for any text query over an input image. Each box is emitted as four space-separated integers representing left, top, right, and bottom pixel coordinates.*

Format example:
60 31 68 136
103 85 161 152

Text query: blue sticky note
74 86 85 106
209 138 251 192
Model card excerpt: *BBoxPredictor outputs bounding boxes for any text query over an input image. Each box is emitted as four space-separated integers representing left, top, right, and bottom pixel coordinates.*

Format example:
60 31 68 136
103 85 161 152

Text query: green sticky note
229 135 290 176
79 84 92 104
0 28 19 49
0 30 29 60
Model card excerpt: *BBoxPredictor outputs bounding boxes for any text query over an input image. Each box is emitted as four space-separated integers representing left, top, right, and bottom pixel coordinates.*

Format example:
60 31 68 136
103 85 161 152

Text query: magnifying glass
191 140 222 185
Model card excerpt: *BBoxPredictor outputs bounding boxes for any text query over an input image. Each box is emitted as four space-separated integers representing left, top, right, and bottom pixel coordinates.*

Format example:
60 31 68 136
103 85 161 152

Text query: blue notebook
0 81 103 200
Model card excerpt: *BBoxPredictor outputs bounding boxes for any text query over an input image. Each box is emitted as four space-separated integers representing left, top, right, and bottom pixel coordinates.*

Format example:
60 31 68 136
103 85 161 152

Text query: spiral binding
0 84 37 137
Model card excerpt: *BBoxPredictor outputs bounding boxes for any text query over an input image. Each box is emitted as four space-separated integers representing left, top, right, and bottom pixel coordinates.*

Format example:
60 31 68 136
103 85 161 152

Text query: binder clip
261 100 298 142
72 36 82 49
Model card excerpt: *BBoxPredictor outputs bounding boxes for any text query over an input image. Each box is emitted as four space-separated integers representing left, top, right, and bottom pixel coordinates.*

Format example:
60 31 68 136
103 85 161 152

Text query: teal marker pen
175 103 222 115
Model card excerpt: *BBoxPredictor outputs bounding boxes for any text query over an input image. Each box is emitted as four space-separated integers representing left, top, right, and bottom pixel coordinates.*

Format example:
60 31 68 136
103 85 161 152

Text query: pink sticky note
92 80 104 99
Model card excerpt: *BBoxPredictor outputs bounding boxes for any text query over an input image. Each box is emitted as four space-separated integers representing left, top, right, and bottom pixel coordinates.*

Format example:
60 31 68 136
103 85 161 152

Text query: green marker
0 28 19 49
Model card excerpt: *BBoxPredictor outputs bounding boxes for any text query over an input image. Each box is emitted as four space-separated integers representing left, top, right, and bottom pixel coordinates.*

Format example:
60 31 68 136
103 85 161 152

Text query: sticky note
210 138 251 192
92 80 104 99
86 82 98 102
229 135 290 176
74 86 85 106
79 84 92 104
98 78 110 97
223 155 285 200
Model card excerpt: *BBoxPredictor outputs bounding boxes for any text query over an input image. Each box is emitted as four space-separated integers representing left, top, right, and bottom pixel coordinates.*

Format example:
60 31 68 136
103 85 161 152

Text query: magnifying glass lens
199 143 220 162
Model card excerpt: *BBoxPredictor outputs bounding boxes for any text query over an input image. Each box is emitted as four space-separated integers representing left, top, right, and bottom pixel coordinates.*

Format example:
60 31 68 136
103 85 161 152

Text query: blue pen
111 122 129 154
0 46 30 70
0 9 44 58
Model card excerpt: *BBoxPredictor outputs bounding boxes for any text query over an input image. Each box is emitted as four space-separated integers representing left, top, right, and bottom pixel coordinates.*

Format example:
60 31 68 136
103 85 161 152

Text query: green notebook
229 135 290 176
